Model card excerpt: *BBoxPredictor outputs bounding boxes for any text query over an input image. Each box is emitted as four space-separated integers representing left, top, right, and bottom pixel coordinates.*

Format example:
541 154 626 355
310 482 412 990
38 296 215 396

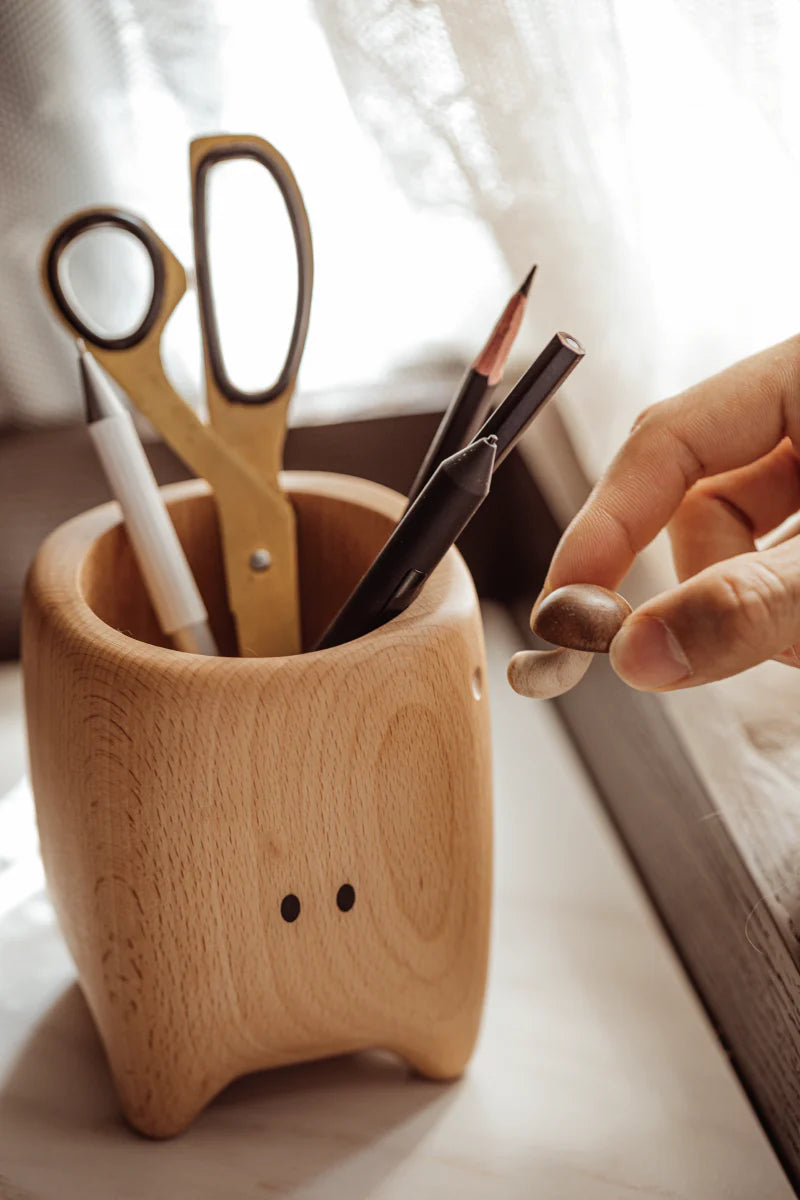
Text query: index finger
545 335 800 592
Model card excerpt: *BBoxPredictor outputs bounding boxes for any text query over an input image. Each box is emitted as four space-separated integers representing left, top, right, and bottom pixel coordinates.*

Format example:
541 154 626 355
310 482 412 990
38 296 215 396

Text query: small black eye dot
336 883 355 912
280 893 300 923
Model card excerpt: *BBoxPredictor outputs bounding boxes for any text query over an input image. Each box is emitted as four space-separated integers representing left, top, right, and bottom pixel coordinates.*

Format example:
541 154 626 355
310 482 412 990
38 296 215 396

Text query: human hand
532 335 800 691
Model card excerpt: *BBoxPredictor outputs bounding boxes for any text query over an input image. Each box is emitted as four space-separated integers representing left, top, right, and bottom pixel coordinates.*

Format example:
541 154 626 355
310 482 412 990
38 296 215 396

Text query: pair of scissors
42 133 312 658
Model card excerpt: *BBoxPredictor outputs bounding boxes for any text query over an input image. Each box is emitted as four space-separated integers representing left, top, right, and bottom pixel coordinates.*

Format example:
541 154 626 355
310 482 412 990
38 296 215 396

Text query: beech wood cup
22 472 492 1138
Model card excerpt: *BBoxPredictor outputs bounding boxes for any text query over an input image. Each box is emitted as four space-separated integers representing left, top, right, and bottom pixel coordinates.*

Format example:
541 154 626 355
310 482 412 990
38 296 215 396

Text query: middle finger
668 438 800 581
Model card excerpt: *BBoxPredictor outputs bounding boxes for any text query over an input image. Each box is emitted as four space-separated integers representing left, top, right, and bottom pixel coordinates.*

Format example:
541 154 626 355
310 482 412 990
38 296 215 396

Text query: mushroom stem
507 646 594 700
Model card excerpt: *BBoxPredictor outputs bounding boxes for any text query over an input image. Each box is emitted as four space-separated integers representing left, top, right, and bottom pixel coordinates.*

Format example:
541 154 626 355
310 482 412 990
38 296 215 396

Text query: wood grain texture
500 439 800 1186
542 647 800 1189
41 207 300 660
506 491 800 1190
21 473 492 1139
3 612 792 1198
0 402 553 659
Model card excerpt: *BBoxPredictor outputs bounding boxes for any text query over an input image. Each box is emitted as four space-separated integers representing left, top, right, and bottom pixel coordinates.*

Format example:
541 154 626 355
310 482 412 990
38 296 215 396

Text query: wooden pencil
406 265 536 506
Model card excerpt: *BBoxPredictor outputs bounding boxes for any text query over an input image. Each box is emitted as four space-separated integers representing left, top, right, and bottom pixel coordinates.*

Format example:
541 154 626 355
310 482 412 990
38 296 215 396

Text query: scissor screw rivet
249 549 272 572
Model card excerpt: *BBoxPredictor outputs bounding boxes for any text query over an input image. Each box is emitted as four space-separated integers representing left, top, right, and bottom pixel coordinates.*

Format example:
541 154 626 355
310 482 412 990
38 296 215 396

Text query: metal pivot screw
249 549 272 572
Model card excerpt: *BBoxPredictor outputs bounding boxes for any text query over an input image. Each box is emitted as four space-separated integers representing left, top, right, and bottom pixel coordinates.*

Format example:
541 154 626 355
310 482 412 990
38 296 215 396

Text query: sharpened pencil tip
519 264 537 297
475 271 533 384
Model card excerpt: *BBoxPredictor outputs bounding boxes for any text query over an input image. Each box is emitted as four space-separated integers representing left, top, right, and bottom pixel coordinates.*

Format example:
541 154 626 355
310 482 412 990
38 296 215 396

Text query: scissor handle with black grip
44 208 169 352
189 134 314 485
191 135 313 408
41 203 302 658
41 206 226 484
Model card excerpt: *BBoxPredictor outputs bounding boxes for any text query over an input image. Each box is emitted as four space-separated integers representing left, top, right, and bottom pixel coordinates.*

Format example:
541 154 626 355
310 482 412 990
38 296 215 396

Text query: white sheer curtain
312 0 800 482
0 0 503 428
5 0 800 484
0 0 224 426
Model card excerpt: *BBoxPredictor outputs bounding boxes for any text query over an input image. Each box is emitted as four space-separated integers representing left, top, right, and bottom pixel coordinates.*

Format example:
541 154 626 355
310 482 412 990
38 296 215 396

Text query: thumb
609 539 800 690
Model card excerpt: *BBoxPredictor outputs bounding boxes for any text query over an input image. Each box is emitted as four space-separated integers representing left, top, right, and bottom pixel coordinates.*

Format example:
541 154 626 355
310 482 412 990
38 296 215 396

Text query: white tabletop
0 606 790 1199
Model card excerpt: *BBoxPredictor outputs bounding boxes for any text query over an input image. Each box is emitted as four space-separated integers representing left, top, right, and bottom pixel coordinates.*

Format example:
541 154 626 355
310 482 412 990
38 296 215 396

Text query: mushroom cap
532 583 632 653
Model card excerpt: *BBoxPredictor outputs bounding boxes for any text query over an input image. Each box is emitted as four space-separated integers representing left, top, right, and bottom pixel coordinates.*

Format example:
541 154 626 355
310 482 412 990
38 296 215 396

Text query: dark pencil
473 332 584 470
315 436 498 650
405 265 536 507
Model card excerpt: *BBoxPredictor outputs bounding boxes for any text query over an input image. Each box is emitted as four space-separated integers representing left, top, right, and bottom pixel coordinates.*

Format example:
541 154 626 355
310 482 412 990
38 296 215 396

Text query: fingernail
609 616 692 690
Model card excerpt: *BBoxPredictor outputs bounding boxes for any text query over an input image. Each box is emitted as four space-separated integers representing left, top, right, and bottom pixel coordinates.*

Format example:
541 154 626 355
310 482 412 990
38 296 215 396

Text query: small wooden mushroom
508 583 632 700
532 584 632 652
507 646 593 700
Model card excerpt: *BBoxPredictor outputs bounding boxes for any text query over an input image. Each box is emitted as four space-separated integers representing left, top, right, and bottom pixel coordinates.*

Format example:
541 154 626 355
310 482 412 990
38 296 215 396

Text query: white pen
79 342 218 656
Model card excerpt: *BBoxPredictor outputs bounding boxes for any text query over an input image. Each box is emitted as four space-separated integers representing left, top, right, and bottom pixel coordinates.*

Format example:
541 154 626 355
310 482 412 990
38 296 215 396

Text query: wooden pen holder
22 471 492 1138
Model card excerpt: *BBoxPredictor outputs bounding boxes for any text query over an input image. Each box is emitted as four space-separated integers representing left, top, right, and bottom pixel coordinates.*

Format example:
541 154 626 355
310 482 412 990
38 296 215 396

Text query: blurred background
4 0 800 648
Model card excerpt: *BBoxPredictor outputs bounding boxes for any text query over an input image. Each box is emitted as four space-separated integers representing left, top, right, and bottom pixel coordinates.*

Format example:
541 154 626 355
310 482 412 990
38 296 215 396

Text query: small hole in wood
336 884 355 912
280 893 300 922
471 667 483 700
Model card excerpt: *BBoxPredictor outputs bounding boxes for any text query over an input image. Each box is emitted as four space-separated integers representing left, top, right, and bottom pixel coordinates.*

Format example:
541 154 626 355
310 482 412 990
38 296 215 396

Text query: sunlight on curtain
0 0 504 427
5 0 800 466
0 0 223 425
177 0 506 410
312 0 800 481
